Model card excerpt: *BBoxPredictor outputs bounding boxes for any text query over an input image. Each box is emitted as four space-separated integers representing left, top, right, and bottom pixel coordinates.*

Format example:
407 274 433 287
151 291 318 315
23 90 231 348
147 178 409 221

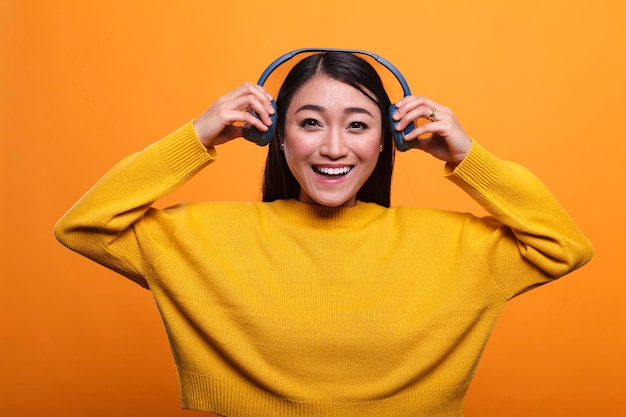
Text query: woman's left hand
392 96 472 165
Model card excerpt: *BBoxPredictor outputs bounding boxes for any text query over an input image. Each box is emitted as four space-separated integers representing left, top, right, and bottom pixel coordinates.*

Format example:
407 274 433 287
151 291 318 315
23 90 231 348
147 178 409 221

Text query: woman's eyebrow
345 107 374 117
295 104 374 117
295 104 325 113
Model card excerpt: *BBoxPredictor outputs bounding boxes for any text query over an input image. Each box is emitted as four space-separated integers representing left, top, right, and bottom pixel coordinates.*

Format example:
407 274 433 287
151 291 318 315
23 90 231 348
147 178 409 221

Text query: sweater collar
268 199 386 230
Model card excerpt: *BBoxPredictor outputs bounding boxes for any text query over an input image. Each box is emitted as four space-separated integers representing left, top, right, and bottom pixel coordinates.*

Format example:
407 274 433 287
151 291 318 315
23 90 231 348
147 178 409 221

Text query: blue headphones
243 48 418 152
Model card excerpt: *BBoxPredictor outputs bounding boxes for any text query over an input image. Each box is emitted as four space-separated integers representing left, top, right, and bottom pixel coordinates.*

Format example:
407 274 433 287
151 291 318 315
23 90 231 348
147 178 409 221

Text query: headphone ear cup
243 101 277 146
388 104 417 152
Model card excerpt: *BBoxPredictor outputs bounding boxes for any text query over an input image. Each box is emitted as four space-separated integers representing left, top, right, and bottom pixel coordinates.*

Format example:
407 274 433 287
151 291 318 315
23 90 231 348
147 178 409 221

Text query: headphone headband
256 48 412 97
245 48 417 151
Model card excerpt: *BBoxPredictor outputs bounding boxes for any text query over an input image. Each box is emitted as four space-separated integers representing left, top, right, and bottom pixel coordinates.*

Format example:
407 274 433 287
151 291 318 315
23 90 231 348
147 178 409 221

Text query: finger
220 84 273 122
219 93 273 127
234 83 275 113
392 97 432 126
394 96 448 119
245 82 274 102
402 120 443 142
246 95 275 125
393 105 437 132
242 111 271 132
394 95 427 110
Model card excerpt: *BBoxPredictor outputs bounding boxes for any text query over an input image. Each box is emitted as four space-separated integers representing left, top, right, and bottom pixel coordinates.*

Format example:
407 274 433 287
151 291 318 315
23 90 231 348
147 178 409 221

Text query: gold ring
428 107 437 121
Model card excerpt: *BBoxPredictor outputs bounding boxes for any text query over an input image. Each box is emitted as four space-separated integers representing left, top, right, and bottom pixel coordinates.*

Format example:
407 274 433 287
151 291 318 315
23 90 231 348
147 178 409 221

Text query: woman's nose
319 128 348 158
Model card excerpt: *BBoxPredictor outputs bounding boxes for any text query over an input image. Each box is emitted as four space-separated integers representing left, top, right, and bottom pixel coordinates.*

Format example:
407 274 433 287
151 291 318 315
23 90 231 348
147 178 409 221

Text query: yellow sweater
55 121 593 417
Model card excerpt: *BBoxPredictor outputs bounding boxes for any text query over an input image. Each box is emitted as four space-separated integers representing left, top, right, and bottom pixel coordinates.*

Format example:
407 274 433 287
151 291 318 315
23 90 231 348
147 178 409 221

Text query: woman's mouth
313 166 353 178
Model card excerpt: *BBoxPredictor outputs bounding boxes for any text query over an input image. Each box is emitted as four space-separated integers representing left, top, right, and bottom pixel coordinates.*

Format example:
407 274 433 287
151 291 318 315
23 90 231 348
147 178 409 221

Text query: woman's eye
300 118 320 128
349 121 368 130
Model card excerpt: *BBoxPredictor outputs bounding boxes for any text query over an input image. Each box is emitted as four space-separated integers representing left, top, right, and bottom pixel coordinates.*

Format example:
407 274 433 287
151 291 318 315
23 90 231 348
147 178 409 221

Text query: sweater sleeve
54 121 216 288
444 140 593 298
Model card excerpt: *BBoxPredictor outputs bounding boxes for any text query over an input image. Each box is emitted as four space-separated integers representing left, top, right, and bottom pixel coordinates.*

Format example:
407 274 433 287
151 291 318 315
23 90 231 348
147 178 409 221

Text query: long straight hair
262 51 395 207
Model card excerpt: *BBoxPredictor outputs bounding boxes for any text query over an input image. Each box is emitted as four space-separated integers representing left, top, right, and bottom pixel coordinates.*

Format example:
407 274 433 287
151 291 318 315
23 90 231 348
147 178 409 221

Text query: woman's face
282 75 383 208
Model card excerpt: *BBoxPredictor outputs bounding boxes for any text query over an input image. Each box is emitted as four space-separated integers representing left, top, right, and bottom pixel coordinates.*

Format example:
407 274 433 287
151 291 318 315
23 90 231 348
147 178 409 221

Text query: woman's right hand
193 83 275 148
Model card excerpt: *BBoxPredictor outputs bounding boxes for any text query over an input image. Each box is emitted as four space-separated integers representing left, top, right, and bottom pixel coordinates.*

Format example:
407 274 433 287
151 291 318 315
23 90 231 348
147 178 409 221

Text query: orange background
2 1 624 416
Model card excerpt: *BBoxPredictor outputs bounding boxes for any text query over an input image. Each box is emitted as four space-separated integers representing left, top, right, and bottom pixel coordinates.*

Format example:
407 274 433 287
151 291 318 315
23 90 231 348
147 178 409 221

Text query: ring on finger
427 107 437 121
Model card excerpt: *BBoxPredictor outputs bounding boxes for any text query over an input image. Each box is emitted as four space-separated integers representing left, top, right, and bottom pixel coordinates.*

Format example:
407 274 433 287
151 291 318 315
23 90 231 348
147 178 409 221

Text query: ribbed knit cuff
443 140 505 204
158 120 217 183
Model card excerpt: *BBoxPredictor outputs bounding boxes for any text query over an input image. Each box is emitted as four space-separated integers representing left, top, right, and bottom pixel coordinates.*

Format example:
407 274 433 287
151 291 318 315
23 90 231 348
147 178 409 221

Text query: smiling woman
54 50 593 417
281 74 384 207
262 50 396 207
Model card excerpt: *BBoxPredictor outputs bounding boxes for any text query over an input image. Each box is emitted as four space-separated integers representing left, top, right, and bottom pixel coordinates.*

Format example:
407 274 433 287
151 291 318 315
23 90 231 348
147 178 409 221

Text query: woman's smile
313 166 352 177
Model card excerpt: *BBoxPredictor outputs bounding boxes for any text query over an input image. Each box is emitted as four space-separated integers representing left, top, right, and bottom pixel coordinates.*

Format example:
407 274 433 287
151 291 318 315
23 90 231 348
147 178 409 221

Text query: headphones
243 48 418 152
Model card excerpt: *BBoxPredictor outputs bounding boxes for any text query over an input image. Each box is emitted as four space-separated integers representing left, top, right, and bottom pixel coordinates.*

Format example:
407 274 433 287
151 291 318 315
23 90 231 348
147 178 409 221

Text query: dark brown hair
262 51 394 207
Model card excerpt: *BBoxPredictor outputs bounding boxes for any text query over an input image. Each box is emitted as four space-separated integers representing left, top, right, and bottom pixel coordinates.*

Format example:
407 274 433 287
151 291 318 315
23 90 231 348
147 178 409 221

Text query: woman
55 51 593 417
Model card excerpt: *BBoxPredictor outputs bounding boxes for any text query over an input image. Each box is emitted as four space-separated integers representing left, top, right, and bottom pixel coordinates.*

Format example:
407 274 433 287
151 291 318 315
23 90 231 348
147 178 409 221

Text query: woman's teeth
314 166 352 176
